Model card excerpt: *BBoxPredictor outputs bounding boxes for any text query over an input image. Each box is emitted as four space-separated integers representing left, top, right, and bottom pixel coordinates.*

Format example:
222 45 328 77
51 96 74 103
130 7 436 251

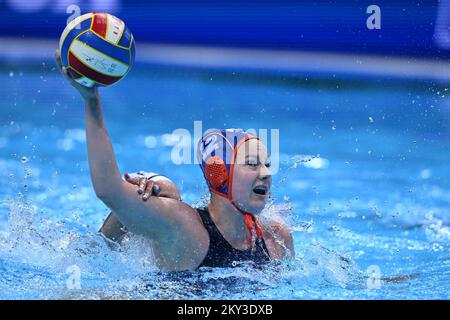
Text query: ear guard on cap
205 155 229 191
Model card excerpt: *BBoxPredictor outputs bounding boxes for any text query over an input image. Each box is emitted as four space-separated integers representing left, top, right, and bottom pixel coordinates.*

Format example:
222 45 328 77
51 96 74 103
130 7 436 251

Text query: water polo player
56 50 294 271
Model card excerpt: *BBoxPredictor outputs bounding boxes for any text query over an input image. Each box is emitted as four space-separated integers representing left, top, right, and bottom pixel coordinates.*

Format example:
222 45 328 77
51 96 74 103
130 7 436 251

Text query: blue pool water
0 62 449 299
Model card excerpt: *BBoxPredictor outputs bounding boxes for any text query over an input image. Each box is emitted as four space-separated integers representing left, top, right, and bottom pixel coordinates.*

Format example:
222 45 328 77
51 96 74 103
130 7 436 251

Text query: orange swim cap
198 129 263 248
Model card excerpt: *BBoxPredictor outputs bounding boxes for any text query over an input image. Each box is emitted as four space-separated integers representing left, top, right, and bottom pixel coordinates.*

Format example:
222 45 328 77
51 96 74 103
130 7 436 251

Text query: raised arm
55 51 125 202
84 92 124 197
55 51 208 261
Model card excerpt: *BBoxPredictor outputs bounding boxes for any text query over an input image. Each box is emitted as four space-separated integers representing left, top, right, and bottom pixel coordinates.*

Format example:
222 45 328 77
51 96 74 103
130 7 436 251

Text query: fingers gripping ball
205 156 229 190
59 12 135 87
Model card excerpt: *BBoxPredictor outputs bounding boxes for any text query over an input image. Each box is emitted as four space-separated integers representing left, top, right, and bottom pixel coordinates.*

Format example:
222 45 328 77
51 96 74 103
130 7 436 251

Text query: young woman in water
56 50 294 271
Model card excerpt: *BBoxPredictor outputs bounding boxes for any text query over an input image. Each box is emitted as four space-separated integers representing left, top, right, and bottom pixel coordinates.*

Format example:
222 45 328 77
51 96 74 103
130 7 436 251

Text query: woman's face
231 139 272 214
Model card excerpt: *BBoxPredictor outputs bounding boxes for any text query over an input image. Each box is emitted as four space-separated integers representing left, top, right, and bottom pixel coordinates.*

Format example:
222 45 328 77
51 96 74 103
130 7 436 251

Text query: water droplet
21 156 29 163
431 243 442 251
369 116 374 123
9 71 14 77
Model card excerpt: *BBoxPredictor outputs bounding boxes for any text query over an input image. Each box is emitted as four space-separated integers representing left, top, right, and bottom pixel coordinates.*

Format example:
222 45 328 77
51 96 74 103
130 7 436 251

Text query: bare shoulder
260 219 295 259
144 199 210 271
107 181 209 271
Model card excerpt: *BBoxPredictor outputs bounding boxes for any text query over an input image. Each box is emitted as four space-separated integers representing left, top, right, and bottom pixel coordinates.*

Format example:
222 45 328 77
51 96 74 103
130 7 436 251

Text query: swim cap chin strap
231 200 264 250
228 135 264 249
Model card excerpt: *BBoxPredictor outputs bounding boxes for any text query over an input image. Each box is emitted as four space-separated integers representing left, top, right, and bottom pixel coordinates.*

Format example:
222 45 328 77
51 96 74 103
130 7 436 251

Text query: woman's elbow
95 192 109 206
92 177 123 203
94 186 115 205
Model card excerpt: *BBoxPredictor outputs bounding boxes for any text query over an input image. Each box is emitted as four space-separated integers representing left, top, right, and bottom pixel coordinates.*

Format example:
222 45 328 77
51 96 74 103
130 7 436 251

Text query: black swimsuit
196 207 271 268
